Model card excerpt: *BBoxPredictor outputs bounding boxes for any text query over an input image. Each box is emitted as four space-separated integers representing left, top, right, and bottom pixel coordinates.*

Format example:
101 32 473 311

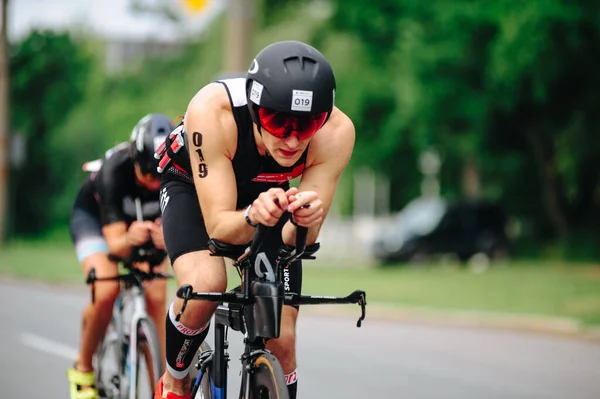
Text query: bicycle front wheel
249 353 289 399
95 323 121 399
134 318 162 399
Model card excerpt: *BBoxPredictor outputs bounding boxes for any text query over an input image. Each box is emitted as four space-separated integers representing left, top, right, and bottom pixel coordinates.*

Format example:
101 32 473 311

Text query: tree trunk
526 128 570 237
225 0 254 73
0 0 10 245
462 157 480 199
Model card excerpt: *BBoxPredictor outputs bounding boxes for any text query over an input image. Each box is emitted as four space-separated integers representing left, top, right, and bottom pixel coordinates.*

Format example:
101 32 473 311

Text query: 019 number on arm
193 132 208 178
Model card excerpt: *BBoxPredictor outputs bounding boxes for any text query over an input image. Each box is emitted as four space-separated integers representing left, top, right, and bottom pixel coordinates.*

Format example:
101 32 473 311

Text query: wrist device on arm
244 204 258 228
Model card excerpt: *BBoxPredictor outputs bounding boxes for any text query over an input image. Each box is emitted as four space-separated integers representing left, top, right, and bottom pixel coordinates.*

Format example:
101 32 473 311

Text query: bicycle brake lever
86 268 97 304
348 290 367 328
175 284 193 322
86 267 96 285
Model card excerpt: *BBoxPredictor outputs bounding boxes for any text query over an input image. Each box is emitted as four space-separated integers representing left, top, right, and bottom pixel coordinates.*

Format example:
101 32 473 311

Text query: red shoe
154 375 192 399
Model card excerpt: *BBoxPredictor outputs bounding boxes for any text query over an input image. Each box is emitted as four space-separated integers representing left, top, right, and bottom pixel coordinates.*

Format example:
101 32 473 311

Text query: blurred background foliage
6 0 600 260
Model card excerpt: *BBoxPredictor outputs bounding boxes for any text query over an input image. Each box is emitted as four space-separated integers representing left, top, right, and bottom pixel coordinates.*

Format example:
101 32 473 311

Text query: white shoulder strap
82 159 103 172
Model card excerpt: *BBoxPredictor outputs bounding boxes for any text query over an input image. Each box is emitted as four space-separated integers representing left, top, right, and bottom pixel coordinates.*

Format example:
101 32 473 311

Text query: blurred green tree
9 0 600 259
325 0 600 257
9 30 91 235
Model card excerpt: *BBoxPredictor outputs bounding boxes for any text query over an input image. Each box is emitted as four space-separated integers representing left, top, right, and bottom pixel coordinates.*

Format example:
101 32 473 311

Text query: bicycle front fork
213 323 229 395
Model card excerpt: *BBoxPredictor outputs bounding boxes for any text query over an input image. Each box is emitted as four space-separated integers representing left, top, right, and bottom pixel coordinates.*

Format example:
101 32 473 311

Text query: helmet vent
282 56 317 74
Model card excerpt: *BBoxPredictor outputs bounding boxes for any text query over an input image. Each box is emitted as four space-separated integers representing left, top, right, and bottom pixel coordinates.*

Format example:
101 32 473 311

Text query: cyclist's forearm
106 234 131 259
208 210 256 245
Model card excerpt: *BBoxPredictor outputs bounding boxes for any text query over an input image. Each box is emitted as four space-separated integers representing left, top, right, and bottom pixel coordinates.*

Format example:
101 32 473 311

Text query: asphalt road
1 280 599 399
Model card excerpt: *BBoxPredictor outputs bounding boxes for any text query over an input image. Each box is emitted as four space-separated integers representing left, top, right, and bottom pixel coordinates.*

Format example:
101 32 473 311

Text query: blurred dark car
372 197 510 263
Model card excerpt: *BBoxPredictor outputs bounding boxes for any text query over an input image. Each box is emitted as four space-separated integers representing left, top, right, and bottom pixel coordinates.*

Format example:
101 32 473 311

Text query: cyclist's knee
81 253 119 313
173 250 227 293
169 250 227 326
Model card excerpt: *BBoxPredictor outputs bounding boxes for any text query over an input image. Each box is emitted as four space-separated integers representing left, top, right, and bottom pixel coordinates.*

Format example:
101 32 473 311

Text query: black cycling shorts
160 178 303 296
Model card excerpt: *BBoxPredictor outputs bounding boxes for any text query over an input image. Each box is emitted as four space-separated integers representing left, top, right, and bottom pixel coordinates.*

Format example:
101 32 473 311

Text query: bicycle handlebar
110 197 166 268
85 266 171 303
241 214 308 263
108 245 166 269
247 223 268 257
176 214 367 327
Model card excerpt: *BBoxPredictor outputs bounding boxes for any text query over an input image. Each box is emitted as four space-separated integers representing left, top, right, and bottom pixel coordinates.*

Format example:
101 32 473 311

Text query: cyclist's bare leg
78 253 120 372
266 305 298 373
160 250 227 397
144 259 168 368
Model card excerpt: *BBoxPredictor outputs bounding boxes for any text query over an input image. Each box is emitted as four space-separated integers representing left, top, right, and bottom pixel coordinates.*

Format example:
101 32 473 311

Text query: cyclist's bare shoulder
184 83 237 159
306 106 355 169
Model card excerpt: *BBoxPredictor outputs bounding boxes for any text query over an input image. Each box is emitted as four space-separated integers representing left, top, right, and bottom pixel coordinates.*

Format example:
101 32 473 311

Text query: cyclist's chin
271 149 302 167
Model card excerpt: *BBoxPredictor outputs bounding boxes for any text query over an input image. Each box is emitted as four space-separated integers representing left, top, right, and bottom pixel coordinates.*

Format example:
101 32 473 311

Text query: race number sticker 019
291 90 313 112
250 81 264 105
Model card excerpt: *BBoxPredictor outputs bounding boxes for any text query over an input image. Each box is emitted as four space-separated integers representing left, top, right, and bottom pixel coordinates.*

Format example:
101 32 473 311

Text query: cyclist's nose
283 134 300 149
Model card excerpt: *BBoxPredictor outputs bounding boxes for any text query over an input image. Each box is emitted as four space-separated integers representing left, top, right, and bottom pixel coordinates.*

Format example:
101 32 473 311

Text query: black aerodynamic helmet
246 41 336 139
129 113 174 177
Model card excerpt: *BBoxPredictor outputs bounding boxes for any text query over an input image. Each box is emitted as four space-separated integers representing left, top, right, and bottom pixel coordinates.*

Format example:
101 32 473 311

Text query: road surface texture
1 280 598 398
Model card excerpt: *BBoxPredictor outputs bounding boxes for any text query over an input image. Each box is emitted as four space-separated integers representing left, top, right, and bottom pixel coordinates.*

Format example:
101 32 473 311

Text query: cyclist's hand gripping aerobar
126 220 155 247
287 189 323 228
247 187 295 227
247 187 323 229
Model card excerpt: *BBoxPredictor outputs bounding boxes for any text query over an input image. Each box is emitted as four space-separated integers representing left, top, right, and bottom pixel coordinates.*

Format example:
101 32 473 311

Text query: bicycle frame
88 263 169 399
124 281 151 399
177 222 367 398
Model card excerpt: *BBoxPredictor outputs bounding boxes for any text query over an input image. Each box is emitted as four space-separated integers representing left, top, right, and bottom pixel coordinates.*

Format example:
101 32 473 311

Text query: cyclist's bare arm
283 107 355 245
102 222 130 258
184 83 259 245
103 221 154 258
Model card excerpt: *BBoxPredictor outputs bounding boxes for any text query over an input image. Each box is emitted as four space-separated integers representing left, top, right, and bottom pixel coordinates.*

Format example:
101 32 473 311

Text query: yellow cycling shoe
67 367 98 399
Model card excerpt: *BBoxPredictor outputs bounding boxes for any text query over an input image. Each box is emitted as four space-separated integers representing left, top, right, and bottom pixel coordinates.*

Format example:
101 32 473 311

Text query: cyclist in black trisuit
154 41 355 399
67 114 174 399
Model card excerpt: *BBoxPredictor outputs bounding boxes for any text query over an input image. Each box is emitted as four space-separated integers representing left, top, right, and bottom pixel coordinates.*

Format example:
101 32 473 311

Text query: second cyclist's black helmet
129 113 173 177
246 41 336 128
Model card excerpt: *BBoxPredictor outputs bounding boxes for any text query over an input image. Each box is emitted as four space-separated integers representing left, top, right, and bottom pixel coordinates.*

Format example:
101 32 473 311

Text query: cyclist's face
134 163 161 191
257 125 311 167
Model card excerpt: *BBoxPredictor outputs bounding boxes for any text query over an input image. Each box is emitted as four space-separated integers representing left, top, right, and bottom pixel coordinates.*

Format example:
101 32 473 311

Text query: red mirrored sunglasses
258 107 328 140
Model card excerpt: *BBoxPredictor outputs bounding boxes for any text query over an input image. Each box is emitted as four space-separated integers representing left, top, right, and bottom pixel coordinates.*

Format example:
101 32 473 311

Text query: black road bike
175 217 367 399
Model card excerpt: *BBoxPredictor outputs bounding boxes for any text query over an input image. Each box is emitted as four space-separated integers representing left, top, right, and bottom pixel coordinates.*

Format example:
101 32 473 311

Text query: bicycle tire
134 318 163 399
135 338 155 399
249 353 289 399
95 322 122 399
190 342 213 399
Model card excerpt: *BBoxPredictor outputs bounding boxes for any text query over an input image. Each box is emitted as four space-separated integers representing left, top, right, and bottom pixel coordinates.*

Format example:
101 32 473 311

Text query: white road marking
20 332 78 361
